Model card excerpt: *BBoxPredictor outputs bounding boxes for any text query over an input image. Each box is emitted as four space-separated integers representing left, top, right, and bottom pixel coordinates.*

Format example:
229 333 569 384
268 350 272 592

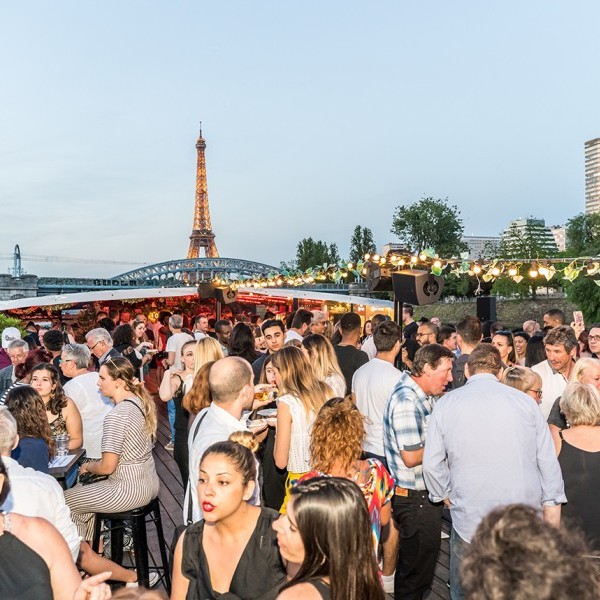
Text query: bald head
208 356 253 405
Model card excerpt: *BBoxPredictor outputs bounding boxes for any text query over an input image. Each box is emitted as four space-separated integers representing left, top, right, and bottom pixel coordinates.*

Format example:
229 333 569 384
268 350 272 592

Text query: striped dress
64 397 159 540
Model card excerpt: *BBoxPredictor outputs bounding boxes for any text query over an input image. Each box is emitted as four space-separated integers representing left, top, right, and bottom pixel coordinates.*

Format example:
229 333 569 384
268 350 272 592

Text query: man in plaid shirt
384 344 454 600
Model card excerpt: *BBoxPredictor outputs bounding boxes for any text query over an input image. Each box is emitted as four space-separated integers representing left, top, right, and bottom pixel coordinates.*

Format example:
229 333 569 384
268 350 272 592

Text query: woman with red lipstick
171 440 286 599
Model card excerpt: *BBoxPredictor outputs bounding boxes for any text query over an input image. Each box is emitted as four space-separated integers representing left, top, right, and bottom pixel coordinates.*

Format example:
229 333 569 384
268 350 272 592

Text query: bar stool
92 497 171 593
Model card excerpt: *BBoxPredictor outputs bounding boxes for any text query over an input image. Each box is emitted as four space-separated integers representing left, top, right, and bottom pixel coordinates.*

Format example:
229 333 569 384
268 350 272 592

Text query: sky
0 2 598 278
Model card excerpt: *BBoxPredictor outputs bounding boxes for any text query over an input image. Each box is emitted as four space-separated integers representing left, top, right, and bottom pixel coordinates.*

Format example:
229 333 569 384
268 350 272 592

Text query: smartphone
573 311 585 330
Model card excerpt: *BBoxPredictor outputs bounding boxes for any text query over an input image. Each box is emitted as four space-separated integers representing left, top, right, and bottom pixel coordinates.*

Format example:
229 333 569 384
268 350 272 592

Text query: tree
349 226 376 263
294 238 340 271
391 197 467 256
564 213 600 321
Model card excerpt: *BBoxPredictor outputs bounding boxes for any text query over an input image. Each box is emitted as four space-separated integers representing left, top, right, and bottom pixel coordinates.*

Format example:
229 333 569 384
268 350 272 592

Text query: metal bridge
36 257 279 294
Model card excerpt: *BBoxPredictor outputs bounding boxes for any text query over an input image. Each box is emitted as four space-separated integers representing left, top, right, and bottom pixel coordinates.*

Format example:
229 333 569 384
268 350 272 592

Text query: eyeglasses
58 358 74 364
528 389 543 398
588 335 600 342
416 332 435 338
88 341 104 351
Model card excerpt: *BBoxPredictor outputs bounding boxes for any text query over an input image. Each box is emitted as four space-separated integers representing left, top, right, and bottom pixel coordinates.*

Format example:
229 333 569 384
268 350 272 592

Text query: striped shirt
383 371 436 490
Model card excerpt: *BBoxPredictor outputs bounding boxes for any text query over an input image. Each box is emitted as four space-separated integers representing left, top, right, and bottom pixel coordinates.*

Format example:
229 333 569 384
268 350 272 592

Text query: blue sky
0 2 598 277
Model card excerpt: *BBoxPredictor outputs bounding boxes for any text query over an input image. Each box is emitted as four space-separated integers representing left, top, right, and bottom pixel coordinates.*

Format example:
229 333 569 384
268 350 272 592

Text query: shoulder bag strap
123 398 145 418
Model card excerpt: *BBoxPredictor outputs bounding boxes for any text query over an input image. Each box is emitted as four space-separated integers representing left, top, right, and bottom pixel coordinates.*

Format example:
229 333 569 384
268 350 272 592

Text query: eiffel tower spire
187 123 219 259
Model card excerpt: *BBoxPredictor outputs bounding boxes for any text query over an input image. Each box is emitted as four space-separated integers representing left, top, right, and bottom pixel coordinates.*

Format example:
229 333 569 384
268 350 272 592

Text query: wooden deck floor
149 394 450 599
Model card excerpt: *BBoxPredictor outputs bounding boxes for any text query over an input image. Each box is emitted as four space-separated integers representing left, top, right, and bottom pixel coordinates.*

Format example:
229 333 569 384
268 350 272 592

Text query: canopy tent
0 286 393 311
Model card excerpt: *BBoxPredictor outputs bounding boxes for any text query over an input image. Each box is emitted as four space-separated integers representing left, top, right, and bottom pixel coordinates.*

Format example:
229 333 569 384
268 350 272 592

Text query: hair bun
228 430 260 454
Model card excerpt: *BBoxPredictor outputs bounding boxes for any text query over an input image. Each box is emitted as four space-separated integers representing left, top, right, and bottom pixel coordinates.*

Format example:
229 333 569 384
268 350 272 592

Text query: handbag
169 410 208 566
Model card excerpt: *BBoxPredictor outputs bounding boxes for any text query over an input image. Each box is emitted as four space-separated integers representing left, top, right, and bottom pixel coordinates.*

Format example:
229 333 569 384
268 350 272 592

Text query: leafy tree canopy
391 196 467 257
349 226 376 263
293 238 341 271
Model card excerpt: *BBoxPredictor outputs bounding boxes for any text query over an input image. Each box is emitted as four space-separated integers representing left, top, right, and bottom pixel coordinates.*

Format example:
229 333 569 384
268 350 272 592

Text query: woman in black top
273 477 384 600
112 324 143 371
229 323 262 365
172 439 286 599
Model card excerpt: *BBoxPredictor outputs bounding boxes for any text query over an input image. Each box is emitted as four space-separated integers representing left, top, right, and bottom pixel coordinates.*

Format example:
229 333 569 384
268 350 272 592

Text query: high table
49 448 86 489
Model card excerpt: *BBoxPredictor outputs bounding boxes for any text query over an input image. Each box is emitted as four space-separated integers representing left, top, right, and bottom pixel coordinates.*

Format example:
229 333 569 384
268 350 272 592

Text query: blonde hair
229 431 260 454
560 382 600 426
501 366 542 395
103 357 157 441
271 346 331 414
194 337 224 374
302 334 344 382
570 357 600 383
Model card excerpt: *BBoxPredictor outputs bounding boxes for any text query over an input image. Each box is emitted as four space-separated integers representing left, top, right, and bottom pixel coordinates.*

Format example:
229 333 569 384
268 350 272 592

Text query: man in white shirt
532 326 577 418
166 315 194 371
0 407 80 561
60 343 113 459
352 320 402 592
192 315 210 341
361 313 390 359
284 309 312 343
185 356 259 522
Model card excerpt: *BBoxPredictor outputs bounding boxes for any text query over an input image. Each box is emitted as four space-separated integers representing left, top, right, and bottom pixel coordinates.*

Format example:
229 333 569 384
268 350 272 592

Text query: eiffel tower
187 123 219 259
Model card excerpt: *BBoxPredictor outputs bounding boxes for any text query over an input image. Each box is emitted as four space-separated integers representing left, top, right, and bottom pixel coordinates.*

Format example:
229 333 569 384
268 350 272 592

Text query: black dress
0 530 53 600
182 507 286 599
558 430 600 551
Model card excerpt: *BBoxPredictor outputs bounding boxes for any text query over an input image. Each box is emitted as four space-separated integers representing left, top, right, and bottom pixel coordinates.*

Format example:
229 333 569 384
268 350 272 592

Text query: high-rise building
461 236 501 260
502 218 558 255
550 225 566 252
585 137 600 215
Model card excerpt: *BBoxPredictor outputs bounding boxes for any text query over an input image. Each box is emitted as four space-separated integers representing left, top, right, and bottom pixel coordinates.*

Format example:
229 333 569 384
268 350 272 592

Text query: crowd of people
1 303 600 599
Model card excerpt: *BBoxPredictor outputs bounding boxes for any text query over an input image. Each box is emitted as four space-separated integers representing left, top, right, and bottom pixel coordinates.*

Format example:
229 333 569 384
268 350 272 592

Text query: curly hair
30 363 68 416
310 397 365 473
5 386 55 458
461 504 600 599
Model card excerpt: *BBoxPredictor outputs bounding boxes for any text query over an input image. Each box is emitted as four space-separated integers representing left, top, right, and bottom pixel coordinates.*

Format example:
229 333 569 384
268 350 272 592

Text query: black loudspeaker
197 283 238 304
216 287 238 304
365 263 392 292
477 296 497 322
391 270 444 306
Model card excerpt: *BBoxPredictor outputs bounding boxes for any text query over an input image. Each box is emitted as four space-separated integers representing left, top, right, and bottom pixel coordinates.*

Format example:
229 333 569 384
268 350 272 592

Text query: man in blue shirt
384 344 455 600
423 343 566 600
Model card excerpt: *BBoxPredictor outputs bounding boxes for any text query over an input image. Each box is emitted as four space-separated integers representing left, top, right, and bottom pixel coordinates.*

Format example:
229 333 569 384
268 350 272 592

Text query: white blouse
278 393 315 473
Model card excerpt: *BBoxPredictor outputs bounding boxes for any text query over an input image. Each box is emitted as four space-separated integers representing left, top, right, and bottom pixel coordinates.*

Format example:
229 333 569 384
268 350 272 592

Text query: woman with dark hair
112 324 143 371
491 330 516 367
229 323 262 365
361 320 372 344
0 457 112 600
525 334 546 368
6 386 54 472
171 440 286 599
65 357 159 541
513 330 530 366
274 477 385 600
0 347 52 403
30 362 82 450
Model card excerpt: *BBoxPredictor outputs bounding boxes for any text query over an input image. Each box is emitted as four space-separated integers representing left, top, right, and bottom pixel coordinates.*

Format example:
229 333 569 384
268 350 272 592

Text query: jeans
167 399 176 442
392 491 443 600
450 527 469 600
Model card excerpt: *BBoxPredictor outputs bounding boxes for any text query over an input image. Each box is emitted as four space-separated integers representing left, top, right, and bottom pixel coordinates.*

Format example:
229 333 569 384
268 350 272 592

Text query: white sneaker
164 441 174 452
381 572 395 593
